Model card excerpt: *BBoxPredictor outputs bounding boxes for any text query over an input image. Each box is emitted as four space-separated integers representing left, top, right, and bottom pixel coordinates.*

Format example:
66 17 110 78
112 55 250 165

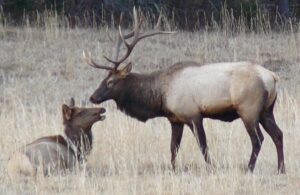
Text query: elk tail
272 72 280 82
267 72 279 108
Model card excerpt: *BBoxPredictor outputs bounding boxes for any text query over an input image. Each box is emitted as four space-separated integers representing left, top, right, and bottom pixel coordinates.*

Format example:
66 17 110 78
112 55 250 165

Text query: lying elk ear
119 62 132 77
69 98 75 107
62 104 72 121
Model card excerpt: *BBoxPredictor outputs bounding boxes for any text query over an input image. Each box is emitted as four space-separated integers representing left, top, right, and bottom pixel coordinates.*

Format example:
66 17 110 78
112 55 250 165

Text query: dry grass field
0 17 300 194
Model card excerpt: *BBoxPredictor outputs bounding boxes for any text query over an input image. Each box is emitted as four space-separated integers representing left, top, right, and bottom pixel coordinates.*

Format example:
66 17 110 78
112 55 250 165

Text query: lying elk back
85 7 285 173
7 98 106 180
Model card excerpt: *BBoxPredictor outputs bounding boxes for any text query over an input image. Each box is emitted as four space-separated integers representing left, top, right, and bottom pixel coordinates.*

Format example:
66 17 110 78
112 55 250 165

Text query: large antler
105 7 175 70
84 7 175 71
83 13 136 71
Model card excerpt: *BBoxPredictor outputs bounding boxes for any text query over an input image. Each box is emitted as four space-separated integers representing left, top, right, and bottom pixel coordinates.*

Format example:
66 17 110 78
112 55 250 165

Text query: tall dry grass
0 13 300 194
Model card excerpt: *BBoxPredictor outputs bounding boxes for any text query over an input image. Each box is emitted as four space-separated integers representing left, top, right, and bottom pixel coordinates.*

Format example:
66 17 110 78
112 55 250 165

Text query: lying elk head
83 7 175 104
63 98 106 130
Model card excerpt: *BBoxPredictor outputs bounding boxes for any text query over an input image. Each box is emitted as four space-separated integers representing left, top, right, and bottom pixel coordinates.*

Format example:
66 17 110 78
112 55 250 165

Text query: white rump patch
255 66 278 106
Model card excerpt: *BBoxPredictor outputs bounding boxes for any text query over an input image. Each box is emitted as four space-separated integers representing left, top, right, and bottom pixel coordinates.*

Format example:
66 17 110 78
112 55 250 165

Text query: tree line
1 0 299 29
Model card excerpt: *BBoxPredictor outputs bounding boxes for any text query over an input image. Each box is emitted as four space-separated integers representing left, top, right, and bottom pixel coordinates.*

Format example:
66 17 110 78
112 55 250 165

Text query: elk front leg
188 117 211 164
170 122 184 171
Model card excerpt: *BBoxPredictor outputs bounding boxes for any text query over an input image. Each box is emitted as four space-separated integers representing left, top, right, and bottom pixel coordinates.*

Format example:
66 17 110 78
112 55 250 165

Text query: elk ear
69 97 75 107
119 62 132 76
62 104 72 121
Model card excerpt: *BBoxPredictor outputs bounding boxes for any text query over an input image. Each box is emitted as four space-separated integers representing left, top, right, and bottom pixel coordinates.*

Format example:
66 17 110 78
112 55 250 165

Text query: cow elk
7 98 106 180
84 8 285 173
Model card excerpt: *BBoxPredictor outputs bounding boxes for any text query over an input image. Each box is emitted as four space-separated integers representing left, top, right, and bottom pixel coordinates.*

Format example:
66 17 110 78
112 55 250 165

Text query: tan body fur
7 136 76 180
164 61 277 122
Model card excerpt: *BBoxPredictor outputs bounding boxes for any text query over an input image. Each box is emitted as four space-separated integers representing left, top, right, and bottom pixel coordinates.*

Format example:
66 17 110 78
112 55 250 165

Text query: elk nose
100 108 106 113
90 96 95 103
90 95 101 104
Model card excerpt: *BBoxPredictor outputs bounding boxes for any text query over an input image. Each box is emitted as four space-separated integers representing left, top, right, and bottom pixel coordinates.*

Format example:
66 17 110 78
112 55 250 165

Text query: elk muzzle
90 85 112 104
90 95 102 104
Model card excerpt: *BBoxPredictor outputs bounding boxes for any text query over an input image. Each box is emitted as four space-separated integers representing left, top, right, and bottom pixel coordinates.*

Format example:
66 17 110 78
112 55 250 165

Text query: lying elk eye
107 81 114 88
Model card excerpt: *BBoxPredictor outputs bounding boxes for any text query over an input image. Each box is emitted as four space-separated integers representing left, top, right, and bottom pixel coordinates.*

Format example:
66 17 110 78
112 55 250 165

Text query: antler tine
83 51 114 71
133 7 144 39
118 25 130 47
133 7 139 34
155 10 163 30
135 31 176 44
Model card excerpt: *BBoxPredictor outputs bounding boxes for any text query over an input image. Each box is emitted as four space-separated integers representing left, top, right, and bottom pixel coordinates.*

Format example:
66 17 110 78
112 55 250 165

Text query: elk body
85 8 285 173
7 98 106 179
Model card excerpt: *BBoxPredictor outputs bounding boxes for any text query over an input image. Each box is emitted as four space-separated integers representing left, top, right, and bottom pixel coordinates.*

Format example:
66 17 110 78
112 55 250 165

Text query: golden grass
0 22 300 194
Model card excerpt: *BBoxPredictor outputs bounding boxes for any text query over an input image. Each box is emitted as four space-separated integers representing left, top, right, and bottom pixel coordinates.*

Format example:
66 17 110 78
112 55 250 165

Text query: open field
0 22 300 194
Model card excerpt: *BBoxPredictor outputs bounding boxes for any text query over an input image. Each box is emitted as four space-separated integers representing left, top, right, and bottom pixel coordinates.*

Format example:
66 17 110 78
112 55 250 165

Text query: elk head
62 98 106 130
84 7 175 104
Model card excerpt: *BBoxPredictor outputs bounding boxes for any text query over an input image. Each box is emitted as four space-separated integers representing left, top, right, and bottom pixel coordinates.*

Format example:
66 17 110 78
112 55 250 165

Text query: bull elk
84 8 285 173
7 98 106 179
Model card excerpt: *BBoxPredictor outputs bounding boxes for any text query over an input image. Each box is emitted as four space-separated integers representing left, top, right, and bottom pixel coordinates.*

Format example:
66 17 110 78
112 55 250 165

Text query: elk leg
188 118 211 164
256 124 264 146
170 122 184 170
241 117 263 172
259 106 285 174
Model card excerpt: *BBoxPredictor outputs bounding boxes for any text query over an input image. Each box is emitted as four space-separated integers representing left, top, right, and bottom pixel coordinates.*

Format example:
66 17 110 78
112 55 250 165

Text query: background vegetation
1 0 300 29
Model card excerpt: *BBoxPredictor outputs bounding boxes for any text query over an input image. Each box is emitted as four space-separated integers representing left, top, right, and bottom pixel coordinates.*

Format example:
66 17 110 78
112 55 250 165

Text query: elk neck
114 72 166 122
63 123 93 162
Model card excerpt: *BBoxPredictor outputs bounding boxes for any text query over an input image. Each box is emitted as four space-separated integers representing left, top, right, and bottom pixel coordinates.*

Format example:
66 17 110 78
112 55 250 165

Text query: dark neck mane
115 73 166 122
64 124 93 162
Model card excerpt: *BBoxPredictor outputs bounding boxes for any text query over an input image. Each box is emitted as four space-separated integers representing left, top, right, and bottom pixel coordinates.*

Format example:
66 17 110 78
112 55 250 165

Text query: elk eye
107 81 114 88
76 110 84 116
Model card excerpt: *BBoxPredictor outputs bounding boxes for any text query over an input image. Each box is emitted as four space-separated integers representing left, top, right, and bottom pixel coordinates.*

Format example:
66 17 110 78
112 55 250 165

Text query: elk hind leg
259 104 285 174
240 111 264 172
